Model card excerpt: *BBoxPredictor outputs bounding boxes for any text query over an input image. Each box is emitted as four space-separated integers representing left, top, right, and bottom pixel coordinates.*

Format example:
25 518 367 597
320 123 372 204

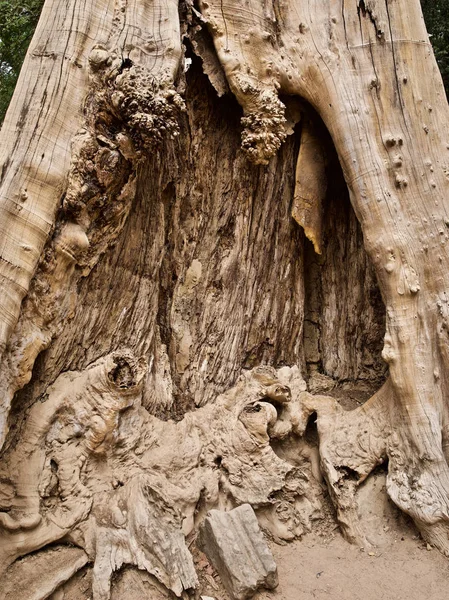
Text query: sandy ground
48 523 449 600
41 511 449 600
197 529 449 600
198 473 449 600
196 523 449 600
263 534 449 600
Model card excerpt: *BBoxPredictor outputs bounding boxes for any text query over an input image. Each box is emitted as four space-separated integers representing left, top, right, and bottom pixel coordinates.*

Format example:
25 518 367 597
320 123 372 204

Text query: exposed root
292 379 449 556
284 381 389 546
4 354 449 596
0 352 146 576
0 362 320 597
418 521 449 557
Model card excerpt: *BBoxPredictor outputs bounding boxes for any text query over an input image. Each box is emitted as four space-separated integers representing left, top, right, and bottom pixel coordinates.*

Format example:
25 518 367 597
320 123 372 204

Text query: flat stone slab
198 504 278 600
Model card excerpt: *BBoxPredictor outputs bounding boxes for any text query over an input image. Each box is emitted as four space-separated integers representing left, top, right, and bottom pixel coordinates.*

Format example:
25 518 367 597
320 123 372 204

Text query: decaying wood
0 546 89 600
0 0 184 448
0 358 321 597
292 116 327 255
199 0 449 553
0 0 449 598
198 504 278 600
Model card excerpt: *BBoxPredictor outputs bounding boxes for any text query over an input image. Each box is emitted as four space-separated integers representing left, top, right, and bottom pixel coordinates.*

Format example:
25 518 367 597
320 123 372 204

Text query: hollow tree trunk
0 1 448 598
198 0 449 550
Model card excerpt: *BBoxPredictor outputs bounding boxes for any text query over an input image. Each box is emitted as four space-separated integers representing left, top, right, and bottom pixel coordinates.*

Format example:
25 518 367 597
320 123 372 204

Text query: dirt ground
23 498 449 600
197 473 449 600
264 533 449 600
198 529 449 600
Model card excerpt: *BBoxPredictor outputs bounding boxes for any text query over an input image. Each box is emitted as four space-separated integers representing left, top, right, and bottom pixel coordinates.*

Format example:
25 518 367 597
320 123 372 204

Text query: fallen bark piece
0 546 88 600
198 504 278 600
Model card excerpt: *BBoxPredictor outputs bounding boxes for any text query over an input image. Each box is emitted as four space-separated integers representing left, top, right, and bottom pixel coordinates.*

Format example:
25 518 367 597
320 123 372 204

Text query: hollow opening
119 57 133 72
7 37 388 431
109 358 135 389
304 411 318 446
298 102 387 401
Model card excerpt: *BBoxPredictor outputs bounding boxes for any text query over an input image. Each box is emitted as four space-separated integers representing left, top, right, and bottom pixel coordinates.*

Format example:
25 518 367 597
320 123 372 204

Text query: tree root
294 379 449 555
0 359 319 598
3 355 449 597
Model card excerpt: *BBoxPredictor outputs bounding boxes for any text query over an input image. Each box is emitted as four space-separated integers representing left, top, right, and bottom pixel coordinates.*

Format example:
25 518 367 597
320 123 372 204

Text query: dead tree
0 1 448 598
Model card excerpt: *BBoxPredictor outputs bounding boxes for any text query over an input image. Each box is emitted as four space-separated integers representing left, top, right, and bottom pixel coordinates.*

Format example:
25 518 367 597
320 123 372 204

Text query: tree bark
0 1 447 598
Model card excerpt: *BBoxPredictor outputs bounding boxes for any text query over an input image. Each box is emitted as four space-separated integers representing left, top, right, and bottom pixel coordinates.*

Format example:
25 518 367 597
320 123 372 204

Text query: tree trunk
0 0 447 598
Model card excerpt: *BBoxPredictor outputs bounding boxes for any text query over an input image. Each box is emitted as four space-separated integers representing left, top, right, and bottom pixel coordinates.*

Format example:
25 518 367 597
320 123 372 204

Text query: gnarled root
88 475 198 599
0 363 319 598
4 355 449 597
292 378 449 555
0 351 146 575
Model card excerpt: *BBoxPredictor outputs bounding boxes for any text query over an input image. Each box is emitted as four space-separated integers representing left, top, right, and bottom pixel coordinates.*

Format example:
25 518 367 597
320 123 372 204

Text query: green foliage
421 0 449 93
0 0 43 123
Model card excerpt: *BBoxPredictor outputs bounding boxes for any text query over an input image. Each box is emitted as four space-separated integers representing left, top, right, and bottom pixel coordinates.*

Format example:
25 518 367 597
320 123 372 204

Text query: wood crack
384 0 407 125
357 0 385 42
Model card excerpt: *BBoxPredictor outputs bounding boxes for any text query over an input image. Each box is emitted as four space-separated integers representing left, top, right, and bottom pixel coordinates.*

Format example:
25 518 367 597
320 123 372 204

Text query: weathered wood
0 0 184 447
1 0 449 597
0 546 88 600
200 0 449 553
0 0 112 355
9 62 306 421
198 505 278 600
